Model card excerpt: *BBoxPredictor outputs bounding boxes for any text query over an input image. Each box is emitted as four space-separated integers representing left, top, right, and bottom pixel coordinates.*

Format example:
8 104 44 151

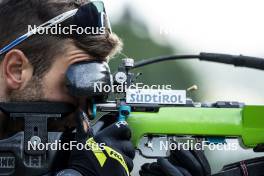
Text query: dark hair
0 0 122 77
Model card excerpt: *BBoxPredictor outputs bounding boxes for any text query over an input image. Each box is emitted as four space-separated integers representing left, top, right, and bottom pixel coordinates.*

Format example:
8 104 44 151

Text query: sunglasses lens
92 1 105 12
73 1 111 34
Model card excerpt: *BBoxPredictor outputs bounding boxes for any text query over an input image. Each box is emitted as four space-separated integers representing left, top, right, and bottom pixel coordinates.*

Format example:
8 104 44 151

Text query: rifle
84 52 264 158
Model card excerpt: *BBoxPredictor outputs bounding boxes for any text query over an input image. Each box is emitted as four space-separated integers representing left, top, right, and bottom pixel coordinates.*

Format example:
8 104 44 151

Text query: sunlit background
103 0 264 175
106 0 264 104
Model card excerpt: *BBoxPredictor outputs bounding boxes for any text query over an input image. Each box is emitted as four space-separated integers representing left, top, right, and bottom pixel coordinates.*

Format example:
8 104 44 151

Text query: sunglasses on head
0 0 111 56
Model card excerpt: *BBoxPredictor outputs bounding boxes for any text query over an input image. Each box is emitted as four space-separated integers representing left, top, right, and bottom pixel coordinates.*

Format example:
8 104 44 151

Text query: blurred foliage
110 9 201 100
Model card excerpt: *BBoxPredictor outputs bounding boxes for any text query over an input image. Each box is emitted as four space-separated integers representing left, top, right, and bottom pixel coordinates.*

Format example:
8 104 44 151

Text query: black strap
0 102 75 115
213 156 264 176
240 161 248 176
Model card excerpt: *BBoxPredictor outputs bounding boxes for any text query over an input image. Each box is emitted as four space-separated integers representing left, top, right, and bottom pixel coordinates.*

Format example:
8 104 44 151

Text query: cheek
41 64 74 103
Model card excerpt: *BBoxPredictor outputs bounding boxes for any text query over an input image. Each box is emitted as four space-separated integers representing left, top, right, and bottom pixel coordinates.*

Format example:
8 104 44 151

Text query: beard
6 76 79 130
9 76 44 102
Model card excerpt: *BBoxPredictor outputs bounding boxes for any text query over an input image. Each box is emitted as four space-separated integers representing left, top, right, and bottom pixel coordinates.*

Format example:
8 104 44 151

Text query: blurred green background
106 0 264 105
109 9 202 101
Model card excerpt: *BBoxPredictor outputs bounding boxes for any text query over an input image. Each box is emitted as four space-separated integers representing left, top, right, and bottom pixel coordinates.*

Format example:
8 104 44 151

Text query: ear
2 49 33 90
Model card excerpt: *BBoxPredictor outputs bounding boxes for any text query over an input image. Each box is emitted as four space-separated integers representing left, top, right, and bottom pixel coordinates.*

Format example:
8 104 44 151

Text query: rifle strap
212 156 264 176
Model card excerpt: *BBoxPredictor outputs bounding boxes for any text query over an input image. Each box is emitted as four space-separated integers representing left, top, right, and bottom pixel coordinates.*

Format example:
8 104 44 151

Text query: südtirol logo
126 89 186 105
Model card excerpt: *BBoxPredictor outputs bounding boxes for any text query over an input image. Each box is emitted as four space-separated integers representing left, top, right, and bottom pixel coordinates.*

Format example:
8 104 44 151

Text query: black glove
68 110 135 176
139 143 211 176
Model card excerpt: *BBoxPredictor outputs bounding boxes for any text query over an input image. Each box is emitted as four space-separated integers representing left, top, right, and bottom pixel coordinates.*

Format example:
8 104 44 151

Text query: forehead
53 41 108 67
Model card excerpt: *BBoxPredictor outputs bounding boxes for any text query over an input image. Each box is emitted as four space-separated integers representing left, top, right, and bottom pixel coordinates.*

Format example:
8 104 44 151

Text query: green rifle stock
127 106 264 148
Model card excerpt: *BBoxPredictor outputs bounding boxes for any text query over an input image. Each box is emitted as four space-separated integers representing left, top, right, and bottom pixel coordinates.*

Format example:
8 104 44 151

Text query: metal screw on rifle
122 58 134 68
121 110 130 117
30 136 41 145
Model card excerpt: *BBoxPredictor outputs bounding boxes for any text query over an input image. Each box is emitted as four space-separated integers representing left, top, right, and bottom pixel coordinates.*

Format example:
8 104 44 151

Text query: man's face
1 41 96 106
41 43 95 105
